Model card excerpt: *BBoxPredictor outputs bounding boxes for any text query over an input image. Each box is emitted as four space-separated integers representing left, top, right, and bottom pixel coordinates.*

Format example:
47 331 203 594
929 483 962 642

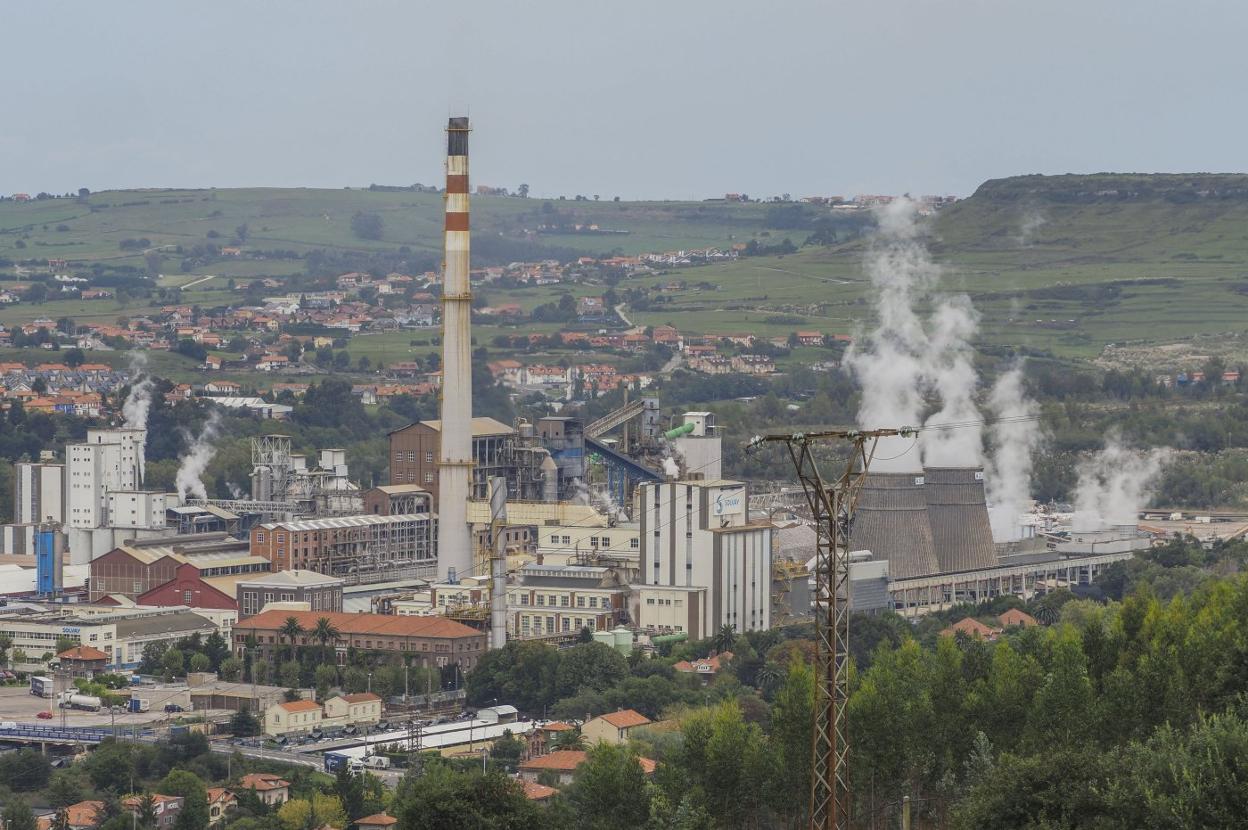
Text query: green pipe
664 422 695 440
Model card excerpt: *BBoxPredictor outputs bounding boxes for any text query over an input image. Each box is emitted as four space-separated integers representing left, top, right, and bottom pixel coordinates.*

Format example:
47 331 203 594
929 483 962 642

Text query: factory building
388 418 548 508
236 570 344 618
848 472 941 579
506 564 628 639
638 479 772 634
363 484 431 516
0 605 218 669
249 513 437 577
14 462 63 525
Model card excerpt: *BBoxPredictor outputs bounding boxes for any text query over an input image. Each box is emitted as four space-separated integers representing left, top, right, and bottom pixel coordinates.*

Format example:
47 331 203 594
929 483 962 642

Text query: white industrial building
638 478 771 635
14 462 63 525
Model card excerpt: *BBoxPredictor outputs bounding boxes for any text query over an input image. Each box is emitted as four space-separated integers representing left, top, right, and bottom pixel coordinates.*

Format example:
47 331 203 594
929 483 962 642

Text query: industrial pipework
438 116 474 582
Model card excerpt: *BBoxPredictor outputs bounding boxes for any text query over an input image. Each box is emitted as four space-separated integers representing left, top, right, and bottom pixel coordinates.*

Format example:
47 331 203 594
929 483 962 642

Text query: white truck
59 693 102 712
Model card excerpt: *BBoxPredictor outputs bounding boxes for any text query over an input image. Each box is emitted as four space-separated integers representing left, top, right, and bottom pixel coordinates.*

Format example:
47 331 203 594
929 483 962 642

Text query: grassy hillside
0 188 790 273
632 174 1248 363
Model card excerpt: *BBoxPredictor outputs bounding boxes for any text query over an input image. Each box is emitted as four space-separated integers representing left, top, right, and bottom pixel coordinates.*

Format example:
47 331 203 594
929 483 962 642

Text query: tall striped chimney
438 116 473 582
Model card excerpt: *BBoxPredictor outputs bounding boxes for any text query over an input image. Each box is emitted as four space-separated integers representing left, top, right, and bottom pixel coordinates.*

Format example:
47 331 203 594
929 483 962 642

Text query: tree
204 631 229 669
351 212 384 241
312 617 341 664
277 794 347 830
280 661 301 690
45 770 85 808
82 739 134 792
219 656 242 681
0 748 50 792
333 765 366 822
161 769 210 830
769 659 814 826
390 764 545 830
189 652 211 673
315 664 338 700
230 709 261 737
566 743 651 830
554 642 629 698
518 184 530 198
467 641 562 713
3 798 38 830
712 623 737 654
280 617 304 661
162 648 185 679
133 793 159 830
63 348 85 368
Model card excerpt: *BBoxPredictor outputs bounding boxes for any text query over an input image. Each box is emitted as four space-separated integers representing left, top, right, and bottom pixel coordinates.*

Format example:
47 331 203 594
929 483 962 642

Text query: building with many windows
232 609 486 670
508 564 628 639
249 514 436 576
235 570 344 618
638 479 771 635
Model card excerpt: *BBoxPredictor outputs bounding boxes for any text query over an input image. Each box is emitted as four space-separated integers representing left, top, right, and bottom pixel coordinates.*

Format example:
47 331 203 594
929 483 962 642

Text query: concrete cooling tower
923 466 998 572
849 472 940 579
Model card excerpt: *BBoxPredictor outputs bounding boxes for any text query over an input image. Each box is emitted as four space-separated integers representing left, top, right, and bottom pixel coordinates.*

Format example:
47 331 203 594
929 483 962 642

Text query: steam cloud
176 413 222 502
847 198 983 471
663 457 680 478
984 364 1043 540
1073 435 1169 532
122 353 154 431
1015 207 1047 248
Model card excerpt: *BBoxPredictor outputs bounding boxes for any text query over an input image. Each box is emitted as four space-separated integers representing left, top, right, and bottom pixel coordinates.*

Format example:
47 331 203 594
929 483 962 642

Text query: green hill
629 174 1248 363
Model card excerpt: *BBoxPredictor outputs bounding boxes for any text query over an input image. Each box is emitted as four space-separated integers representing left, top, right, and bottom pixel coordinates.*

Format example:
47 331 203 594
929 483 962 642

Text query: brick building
235 570 344 618
249 514 435 575
136 562 238 610
387 417 520 509
232 610 486 670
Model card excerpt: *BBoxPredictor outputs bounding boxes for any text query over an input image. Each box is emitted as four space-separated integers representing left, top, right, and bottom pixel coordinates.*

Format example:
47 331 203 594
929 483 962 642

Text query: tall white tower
437 116 474 581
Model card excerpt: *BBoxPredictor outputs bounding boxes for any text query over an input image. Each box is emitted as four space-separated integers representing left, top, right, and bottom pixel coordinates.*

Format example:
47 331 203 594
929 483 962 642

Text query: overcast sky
5 1 1246 200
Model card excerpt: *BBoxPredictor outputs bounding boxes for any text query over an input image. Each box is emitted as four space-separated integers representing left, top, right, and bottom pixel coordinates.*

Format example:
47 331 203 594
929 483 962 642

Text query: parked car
36 711 53 720
164 704 183 713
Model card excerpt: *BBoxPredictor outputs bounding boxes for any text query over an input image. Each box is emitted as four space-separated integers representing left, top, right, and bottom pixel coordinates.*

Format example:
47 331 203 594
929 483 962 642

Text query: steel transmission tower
749 426 916 830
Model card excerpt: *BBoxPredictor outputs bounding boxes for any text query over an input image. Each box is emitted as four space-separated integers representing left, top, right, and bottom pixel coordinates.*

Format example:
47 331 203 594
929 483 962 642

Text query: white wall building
14 462 63 525
638 479 771 635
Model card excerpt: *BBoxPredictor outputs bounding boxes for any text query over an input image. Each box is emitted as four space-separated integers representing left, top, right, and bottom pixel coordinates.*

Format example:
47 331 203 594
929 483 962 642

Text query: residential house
518 750 655 786
238 773 291 806
581 709 652 745
266 699 322 736
940 617 1001 640
49 801 104 830
673 651 734 684
998 608 1039 628
355 815 398 830
322 693 383 729
206 789 237 826
56 645 109 679
122 794 183 829
205 380 242 395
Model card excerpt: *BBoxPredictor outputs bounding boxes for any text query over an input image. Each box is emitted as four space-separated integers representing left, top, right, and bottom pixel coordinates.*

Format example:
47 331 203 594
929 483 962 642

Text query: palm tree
280 617 304 662
313 617 341 665
755 662 784 694
550 729 587 751
712 623 737 655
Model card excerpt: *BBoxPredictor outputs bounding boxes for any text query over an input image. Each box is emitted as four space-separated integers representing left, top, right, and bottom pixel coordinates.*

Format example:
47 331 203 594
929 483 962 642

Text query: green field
8 175 1248 366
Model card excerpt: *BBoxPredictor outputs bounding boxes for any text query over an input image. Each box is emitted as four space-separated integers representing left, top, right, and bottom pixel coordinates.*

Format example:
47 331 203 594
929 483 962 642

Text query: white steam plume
1015 207 1047 248
663 457 680 478
176 413 222 502
845 198 939 471
1072 435 1169 532
985 365 1043 540
122 353 155 430
921 296 983 466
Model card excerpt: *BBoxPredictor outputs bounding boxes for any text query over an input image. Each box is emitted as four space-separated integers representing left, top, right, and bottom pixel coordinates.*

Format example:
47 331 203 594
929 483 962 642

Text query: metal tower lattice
749 426 914 830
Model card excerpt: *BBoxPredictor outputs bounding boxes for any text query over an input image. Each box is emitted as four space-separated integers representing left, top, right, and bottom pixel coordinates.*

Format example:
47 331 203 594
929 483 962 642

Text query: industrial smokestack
848 472 940 579
437 116 474 582
923 466 998 572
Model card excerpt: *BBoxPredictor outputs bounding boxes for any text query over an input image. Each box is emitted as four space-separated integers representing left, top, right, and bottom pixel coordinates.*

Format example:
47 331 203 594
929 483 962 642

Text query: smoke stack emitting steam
437 116 474 582
849 200 1166 541
176 413 221 502
123 352 154 431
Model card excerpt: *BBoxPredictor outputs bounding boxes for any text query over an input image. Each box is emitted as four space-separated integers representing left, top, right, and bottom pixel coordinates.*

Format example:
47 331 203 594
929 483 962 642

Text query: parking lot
0 686 180 729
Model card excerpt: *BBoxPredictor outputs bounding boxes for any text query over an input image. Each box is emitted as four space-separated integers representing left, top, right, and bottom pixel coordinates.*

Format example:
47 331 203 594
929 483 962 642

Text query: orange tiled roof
58 645 108 661
239 773 290 792
598 709 651 729
521 781 557 800
341 693 381 704
278 699 321 713
355 814 398 827
519 750 588 772
238 609 482 640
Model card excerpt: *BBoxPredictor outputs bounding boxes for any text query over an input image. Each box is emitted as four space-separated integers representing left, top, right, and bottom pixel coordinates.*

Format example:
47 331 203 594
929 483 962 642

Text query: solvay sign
713 489 745 517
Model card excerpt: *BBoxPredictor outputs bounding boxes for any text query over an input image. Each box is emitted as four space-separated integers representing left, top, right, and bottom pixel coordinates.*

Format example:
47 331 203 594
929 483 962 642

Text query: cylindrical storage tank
924 467 998 572
612 627 633 654
848 472 940 579
592 630 615 649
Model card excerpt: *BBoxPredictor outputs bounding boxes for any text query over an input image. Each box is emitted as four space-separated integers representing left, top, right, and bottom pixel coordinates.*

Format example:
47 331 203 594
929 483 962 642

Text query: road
179 274 215 290
660 349 682 374
614 302 632 327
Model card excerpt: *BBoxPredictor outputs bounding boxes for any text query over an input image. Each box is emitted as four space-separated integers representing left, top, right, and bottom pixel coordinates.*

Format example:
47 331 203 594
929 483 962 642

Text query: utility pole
748 426 915 830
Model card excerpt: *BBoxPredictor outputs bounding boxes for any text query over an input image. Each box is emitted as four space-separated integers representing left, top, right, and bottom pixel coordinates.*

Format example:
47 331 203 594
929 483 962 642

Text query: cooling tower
849 472 940 579
924 466 998 572
438 116 473 581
